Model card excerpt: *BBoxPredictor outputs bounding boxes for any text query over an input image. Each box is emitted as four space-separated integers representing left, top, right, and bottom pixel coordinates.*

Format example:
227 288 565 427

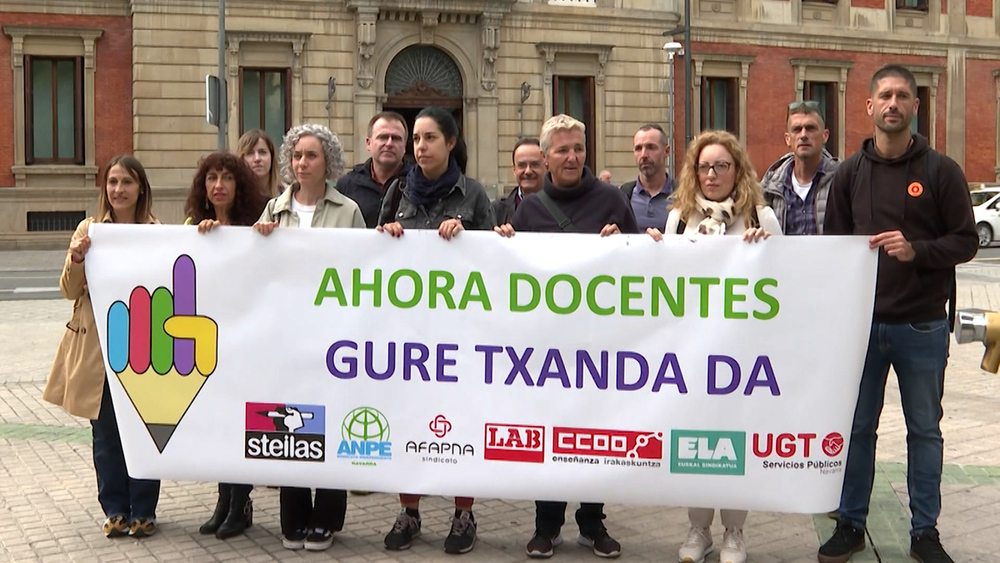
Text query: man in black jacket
818 65 976 563
499 114 635 560
336 112 412 228
493 138 545 226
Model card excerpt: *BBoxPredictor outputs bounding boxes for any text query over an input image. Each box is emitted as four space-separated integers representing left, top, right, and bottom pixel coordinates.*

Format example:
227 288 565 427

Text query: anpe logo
406 415 475 465
484 423 544 463
670 430 745 475
245 403 325 462
337 406 392 464
752 431 845 473
429 414 452 438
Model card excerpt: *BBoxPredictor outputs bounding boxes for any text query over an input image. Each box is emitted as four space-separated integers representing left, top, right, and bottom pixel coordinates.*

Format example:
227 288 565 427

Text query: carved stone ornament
480 12 501 91
357 7 378 90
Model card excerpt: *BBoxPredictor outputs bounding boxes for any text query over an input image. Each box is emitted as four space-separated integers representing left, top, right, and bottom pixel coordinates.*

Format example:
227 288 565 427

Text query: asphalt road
2 245 1000 302
0 268 62 301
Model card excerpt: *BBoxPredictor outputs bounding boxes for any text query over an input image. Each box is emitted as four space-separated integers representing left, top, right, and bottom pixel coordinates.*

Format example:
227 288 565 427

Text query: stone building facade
2 0 999 249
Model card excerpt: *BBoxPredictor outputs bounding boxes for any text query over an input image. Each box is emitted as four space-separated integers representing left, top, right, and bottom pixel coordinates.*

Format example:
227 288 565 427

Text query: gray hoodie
760 149 839 235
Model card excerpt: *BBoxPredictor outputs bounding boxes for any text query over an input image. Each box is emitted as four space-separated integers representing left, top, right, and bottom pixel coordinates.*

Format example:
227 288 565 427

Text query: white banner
85 224 875 513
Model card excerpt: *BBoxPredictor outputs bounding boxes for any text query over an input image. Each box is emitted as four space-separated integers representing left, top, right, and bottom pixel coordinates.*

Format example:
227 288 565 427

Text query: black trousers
535 501 606 538
279 488 347 535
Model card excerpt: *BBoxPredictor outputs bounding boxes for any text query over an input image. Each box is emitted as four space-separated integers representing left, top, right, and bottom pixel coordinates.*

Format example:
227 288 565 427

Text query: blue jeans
92 378 160 520
837 320 949 535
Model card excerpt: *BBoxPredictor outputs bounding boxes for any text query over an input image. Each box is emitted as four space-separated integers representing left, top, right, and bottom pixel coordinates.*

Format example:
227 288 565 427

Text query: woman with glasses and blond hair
649 130 782 563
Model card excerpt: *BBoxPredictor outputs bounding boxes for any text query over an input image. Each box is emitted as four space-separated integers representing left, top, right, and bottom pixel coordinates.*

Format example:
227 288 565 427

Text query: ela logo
106 255 218 453
245 403 325 462
338 407 392 463
670 430 746 476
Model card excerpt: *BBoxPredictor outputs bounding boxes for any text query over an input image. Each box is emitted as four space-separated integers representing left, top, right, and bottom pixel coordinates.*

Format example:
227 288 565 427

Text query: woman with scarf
376 106 495 555
649 130 782 563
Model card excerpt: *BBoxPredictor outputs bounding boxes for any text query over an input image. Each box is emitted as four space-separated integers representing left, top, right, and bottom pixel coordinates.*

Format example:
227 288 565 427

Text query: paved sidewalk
1 265 999 562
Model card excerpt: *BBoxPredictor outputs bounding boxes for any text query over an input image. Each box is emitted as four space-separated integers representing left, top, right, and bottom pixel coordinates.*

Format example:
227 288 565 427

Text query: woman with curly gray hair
252 124 362 552
254 123 363 232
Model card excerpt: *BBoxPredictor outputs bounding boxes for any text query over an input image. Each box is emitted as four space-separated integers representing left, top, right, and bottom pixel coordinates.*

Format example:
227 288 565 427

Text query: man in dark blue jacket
336 111 413 228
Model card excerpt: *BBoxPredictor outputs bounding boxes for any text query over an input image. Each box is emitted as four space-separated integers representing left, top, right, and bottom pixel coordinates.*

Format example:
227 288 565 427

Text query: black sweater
511 168 639 235
824 134 977 324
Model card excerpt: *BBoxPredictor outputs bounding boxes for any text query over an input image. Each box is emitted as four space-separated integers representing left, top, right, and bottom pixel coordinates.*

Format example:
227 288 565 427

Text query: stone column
945 48 966 165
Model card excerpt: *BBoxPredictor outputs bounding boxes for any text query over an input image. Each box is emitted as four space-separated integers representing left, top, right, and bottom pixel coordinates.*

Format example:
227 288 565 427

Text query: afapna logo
406 415 475 464
245 402 325 462
484 423 544 463
670 430 746 476
338 406 392 464
106 255 218 453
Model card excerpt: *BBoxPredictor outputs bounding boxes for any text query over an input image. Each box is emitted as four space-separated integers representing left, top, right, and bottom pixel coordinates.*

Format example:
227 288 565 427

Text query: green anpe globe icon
341 407 390 441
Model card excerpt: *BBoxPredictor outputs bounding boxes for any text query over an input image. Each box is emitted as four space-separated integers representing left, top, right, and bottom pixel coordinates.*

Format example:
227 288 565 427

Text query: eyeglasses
788 100 821 111
697 161 732 176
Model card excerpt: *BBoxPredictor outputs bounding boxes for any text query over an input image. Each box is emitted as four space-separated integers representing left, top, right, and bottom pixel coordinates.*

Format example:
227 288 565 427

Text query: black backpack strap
536 191 577 232
677 219 686 234
620 181 637 200
751 205 760 229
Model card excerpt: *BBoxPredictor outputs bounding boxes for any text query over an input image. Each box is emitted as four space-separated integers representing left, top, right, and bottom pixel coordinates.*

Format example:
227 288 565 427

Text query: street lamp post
663 41 684 182
217 0 227 150
664 0 692 146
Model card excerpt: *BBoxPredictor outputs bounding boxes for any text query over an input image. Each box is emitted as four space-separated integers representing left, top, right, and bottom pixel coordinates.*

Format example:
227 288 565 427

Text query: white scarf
694 193 737 235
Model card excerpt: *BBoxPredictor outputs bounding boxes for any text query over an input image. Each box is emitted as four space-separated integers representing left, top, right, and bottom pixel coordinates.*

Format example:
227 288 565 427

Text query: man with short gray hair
500 114 635 559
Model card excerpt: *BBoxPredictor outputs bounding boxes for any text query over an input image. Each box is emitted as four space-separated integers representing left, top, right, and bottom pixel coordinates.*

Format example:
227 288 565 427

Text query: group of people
42 63 974 563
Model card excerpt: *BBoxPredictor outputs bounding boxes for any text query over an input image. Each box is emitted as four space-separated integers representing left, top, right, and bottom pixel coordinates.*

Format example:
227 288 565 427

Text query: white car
972 187 1000 247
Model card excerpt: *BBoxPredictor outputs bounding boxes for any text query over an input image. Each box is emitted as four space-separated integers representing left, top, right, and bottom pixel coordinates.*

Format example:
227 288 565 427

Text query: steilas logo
245 403 325 462
484 423 544 463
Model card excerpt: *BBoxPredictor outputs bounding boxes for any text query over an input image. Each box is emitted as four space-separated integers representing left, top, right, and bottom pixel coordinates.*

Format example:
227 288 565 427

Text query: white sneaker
719 527 747 563
678 526 713 563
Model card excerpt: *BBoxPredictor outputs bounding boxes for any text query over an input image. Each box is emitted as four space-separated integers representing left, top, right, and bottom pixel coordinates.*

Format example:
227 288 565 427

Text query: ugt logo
106 255 218 452
670 430 746 476
338 406 392 461
245 403 326 462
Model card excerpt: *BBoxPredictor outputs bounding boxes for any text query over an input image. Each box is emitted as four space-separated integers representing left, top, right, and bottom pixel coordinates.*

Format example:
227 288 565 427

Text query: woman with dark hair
376 106 495 555
43 155 161 539
184 151 268 232
184 151 267 539
236 129 282 197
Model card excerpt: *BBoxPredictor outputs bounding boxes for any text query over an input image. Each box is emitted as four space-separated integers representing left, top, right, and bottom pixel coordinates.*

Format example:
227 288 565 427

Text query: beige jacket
259 181 365 229
42 215 157 419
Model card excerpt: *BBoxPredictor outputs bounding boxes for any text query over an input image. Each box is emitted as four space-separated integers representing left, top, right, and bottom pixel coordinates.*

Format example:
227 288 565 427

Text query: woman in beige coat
43 155 161 539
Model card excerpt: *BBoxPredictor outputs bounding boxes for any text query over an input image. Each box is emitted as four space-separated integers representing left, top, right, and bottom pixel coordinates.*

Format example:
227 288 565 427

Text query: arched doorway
383 45 463 160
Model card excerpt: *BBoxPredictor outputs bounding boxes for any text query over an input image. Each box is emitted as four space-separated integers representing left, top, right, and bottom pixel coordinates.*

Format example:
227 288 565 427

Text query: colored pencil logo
106 255 218 452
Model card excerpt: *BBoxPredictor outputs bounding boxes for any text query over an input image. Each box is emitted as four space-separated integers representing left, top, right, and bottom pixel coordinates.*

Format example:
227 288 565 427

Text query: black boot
216 484 253 539
200 483 231 535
